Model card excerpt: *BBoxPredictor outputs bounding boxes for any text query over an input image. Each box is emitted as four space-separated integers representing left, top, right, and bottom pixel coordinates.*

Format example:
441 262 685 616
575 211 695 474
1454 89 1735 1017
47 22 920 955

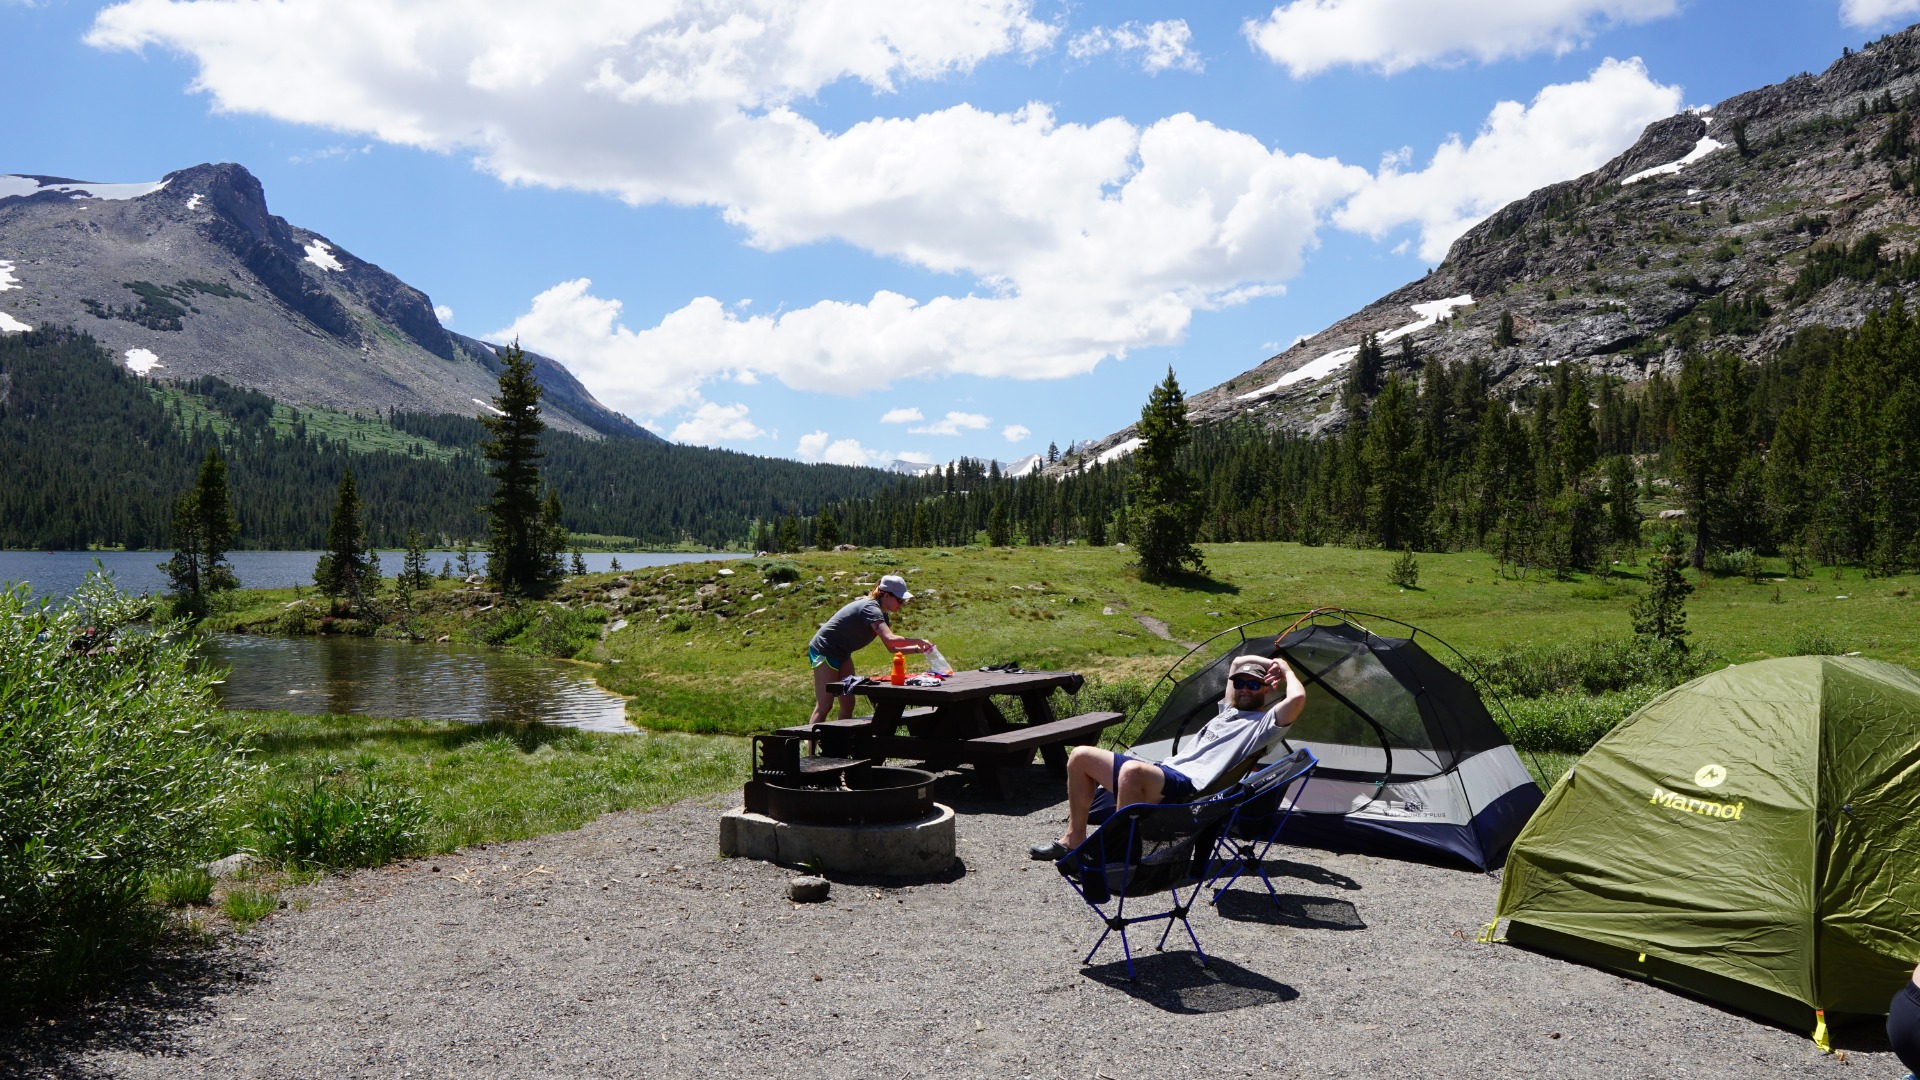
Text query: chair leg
1083 926 1111 966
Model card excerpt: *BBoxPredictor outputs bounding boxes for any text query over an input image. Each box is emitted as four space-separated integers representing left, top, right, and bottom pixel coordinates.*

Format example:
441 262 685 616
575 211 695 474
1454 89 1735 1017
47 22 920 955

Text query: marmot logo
1694 763 1727 789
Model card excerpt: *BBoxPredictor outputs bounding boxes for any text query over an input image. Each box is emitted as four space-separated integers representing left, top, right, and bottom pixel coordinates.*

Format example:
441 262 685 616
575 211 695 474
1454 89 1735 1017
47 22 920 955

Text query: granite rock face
1070 27 1920 466
0 162 654 441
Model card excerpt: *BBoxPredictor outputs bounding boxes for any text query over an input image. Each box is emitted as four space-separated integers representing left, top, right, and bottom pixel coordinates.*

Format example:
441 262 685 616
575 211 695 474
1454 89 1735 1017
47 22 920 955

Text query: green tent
1496 656 1920 1036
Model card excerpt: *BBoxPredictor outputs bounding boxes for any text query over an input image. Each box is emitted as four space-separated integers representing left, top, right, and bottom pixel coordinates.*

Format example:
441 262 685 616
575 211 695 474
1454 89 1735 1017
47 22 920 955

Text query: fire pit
719 734 956 875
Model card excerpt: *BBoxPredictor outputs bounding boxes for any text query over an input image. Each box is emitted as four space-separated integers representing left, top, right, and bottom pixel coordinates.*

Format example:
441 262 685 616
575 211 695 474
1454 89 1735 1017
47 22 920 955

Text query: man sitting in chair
1030 655 1307 861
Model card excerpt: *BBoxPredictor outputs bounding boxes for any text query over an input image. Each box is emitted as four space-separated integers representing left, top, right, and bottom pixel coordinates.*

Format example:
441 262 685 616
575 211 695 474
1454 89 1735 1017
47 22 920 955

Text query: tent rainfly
1497 656 1920 1039
1126 613 1542 871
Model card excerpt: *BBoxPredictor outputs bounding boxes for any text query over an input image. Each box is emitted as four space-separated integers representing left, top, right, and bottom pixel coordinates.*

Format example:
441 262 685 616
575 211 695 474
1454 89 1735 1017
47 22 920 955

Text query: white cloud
795 431 885 467
1841 0 1920 26
1002 424 1030 442
668 401 766 445
434 304 454 324
1067 19 1202 73
880 406 923 424
1335 57 1680 261
1244 0 1678 77
909 410 990 436
91 1 1369 419
289 143 372 164
895 450 934 464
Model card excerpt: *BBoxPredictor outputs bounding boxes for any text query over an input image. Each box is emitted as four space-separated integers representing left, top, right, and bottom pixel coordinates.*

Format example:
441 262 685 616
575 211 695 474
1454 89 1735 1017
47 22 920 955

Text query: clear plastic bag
924 645 954 676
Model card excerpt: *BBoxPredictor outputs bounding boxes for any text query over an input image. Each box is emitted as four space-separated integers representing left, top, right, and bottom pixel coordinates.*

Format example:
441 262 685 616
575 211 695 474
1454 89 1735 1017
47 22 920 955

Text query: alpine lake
2 549 740 731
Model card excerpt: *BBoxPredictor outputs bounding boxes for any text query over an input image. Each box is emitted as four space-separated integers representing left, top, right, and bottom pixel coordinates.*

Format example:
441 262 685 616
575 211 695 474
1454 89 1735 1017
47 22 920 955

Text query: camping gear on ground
1055 748 1318 979
1496 656 1920 1040
1118 610 1542 871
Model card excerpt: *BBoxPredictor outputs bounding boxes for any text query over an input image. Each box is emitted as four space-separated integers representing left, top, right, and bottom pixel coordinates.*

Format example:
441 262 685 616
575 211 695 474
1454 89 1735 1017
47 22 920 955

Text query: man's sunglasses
1229 675 1266 690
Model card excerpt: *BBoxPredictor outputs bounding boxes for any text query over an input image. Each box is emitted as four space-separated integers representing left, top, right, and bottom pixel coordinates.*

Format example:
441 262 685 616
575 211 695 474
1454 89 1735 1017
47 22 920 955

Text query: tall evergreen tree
1130 368 1205 581
164 447 239 615
1363 374 1423 549
314 468 377 601
1631 530 1695 651
815 511 840 550
402 528 431 590
481 340 559 596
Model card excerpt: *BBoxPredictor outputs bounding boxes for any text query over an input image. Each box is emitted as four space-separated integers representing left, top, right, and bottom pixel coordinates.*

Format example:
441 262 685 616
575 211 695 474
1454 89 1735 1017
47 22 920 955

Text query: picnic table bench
778 669 1121 796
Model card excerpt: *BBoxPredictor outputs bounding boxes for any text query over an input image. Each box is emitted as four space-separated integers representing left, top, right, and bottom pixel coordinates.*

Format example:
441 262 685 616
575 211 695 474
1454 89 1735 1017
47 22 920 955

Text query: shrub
150 867 214 908
1467 636 1717 700
1787 629 1845 656
473 602 605 659
1388 547 1419 589
747 558 800 584
255 774 426 870
0 576 252 1015
222 887 278 929
1498 686 1664 753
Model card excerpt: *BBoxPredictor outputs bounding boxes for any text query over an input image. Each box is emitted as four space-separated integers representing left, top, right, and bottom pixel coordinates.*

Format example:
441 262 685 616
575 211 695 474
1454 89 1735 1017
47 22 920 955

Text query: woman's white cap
879 574 913 601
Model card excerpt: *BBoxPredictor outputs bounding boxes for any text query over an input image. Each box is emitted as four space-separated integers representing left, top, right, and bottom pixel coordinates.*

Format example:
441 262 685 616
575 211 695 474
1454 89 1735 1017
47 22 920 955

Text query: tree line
0 327 896 551
798 306 1920 579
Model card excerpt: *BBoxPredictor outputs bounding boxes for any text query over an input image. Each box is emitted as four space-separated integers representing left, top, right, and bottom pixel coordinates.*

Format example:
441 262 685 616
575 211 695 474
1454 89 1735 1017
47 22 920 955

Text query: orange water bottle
890 651 907 685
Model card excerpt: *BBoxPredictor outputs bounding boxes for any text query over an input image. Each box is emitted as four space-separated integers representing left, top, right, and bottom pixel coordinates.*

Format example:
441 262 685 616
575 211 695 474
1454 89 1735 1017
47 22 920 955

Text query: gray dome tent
1117 610 1542 871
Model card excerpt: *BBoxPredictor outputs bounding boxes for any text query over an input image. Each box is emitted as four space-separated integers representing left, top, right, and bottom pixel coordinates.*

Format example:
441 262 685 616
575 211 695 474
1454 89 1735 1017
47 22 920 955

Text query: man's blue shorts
1088 753 1199 825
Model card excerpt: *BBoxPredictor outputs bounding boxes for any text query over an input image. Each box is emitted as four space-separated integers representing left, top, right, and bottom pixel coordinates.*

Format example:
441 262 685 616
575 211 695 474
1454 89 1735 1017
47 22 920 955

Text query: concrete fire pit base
718 804 956 877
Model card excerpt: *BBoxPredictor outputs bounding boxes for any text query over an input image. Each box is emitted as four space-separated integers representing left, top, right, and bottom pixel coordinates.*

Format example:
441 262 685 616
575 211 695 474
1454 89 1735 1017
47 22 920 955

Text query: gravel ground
4 767 1897 1079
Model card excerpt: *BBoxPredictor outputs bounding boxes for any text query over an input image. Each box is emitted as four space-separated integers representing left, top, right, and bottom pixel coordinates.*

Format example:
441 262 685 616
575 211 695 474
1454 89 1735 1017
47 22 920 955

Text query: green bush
1467 636 1716 700
1788 629 1846 656
472 602 605 659
255 774 427 870
222 887 278 929
0 576 252 1015
1497 686 1663 753
745 558 800 584
150 867 214 908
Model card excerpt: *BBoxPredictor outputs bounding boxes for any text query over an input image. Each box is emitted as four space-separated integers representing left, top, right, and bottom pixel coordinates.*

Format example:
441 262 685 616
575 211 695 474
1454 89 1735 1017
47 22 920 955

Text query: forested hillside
808 307 1919 578
0 328 896 550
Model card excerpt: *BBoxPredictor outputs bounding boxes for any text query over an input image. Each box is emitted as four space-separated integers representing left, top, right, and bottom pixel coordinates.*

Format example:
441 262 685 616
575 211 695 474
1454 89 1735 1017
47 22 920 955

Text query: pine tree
481 340 558 596
1363 374 1423 549
402 528 431 589
1494 310 1517 348
570 549 588 576
455 538 474 578
609 555 622 571
776 516 800 553
987 499 1011 547
1130 368 1205 581
314 468 377 602
1631 530 1694 651
164 447 239 616
815 511 840 550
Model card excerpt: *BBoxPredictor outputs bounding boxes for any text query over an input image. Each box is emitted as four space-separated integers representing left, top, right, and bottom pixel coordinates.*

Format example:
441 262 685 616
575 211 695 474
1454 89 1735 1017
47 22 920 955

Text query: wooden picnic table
800 669 1120 797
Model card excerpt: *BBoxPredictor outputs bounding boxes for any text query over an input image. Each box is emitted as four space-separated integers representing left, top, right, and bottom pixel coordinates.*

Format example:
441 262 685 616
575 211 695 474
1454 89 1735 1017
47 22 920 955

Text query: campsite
9 540 1920 1077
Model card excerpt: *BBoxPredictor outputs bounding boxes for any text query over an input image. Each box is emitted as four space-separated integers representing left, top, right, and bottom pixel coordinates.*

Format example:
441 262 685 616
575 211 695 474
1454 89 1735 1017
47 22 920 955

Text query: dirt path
6 769 1892 1079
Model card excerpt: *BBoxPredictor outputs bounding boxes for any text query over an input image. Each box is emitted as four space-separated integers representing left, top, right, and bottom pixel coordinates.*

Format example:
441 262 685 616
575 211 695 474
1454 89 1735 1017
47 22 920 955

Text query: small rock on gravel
788 875 830 903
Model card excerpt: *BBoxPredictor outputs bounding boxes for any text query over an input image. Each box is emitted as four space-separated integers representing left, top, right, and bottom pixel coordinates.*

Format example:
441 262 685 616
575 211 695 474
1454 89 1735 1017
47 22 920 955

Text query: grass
215 711 749 857
588 541 1920 736
221 887 278 929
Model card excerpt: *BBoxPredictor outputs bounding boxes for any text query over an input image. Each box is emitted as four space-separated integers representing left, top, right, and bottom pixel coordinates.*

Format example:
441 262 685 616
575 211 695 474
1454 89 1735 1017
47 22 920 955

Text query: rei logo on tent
1694 763 1728 788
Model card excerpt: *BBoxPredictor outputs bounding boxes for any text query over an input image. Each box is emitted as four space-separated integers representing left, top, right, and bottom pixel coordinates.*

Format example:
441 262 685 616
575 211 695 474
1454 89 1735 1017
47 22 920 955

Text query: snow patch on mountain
0 175 168 201
1622 135 1724 185
0 311 30 333
303 241 343 272
187 193 203 211
1096 437 1143 465
1238 294 1474 400
472 397 506 417
0 259 19 292
124 348 162 374
1004 453 1044 477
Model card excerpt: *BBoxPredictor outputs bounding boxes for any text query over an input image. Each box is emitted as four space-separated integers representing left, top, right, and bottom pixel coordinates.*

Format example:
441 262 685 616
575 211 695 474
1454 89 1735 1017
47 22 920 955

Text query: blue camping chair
1053 748 1317 980
1207 748 1319 906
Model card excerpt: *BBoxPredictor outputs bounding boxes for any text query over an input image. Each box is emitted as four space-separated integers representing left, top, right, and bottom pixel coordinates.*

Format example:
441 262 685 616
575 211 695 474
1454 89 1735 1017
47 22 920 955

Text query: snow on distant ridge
1238 295 1474 401
303 241 344 272
0 259 20 292
472 397 506 417
187 193 203 211
1096 437 1144 465
124 348 161 374
0 312 30 333
0 175 168 201
1622 125 1723 185
1004 453 1044 477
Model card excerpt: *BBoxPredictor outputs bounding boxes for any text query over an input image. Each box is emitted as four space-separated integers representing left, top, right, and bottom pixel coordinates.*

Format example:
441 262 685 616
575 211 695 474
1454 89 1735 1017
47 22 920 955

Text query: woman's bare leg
833 660 857 720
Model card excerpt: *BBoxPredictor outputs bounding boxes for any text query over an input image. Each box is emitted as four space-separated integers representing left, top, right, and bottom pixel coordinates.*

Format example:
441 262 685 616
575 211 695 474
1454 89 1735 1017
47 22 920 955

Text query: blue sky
6 1 1911 467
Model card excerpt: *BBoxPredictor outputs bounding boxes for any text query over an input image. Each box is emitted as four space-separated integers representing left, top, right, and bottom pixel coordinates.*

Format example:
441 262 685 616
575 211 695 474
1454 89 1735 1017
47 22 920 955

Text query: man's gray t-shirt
809 597 887 661
1162 704 1281 790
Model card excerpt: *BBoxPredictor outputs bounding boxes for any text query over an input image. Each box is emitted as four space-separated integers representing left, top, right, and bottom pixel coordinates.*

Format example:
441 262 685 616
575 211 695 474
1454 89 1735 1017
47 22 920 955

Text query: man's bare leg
1057 748 1169 849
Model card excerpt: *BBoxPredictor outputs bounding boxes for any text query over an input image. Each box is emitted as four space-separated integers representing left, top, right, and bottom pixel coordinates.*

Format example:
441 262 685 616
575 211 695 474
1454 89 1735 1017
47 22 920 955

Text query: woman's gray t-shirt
809 597 887 661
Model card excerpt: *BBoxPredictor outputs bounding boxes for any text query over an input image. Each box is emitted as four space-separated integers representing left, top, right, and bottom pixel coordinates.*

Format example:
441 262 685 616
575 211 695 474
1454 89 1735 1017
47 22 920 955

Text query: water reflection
203 633 633 733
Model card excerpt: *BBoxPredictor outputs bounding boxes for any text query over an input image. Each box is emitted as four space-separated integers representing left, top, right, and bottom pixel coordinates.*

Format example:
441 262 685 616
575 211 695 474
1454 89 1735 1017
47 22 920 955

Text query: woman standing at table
808 574 934 725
